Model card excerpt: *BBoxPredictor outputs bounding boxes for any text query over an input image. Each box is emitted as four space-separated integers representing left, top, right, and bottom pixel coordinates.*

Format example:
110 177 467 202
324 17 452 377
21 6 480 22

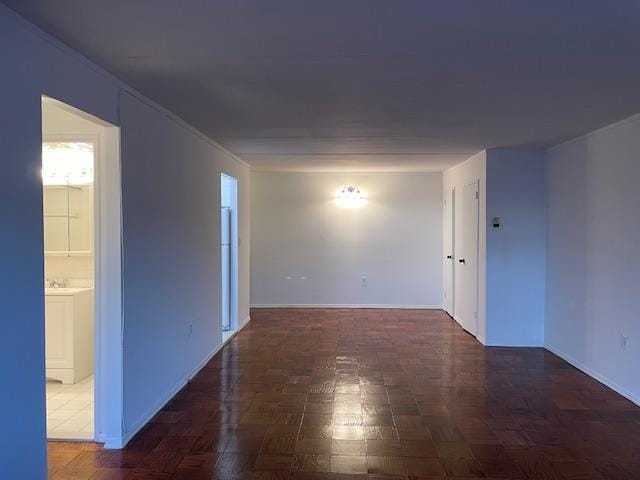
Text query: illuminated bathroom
42 100 96 440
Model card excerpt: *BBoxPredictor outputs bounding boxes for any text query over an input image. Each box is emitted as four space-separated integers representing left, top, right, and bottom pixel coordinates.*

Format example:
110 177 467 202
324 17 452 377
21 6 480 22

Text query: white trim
452 314 485 346
231 315 251 337
41 114 124 447
544 343 640 407
483 339 543 348
94 125 124 446
111 315 251 449
251 304 443 309
103 435 126 450
548 112 640 153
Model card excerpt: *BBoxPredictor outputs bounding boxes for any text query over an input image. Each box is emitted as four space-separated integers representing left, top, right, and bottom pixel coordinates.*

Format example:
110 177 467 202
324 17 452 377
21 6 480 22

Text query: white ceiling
5 1 640 172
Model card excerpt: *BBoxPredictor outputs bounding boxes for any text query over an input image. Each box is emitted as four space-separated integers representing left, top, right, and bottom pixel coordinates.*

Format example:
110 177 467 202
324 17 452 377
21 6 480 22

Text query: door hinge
475 191 479 200
474 311 478 319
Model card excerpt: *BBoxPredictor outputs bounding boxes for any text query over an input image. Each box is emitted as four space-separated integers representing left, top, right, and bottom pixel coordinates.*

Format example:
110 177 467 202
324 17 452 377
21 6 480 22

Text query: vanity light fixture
42 142 94 186
336 185 365 208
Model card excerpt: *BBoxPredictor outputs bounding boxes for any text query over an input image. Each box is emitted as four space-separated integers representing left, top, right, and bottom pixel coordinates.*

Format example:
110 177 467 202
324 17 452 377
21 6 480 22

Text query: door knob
458 258 466 264
446 255 452 259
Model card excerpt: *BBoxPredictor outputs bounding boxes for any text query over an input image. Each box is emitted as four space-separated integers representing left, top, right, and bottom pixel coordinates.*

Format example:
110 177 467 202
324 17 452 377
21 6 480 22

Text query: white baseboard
484 340 543 347
228 315 251 339
250 304 443 310
103 436 125 449
545 342 640 407
111 315 251 449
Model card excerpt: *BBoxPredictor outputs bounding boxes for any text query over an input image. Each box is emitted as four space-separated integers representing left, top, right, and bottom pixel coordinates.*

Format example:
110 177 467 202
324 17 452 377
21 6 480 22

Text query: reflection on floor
48 309 640 479
222 328 236 344
46 375 93 440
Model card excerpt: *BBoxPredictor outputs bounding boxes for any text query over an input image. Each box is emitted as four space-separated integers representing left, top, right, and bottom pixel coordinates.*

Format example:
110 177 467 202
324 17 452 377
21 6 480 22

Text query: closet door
459 180 479 336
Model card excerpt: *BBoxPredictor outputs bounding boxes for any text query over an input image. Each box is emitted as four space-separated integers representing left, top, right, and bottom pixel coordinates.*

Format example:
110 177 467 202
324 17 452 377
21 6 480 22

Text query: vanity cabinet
45 288 94 384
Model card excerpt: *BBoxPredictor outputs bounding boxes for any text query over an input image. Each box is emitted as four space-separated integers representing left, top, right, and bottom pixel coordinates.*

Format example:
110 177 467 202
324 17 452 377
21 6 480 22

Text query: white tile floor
46 375 94 440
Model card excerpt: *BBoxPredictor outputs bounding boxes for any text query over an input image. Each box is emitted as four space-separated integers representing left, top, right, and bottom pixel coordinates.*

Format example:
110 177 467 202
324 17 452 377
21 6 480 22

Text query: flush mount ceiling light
336 185 365 208
42 142 94 186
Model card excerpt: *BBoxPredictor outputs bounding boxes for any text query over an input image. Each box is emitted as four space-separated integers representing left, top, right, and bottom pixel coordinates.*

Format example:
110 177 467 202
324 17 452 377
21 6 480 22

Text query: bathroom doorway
41 97 123 445
43 136 95 440
221 173 238 341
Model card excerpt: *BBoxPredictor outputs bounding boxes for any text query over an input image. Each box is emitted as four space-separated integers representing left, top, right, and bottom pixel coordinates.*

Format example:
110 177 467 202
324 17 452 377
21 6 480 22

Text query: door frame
220 172 239 334
42 97 124 447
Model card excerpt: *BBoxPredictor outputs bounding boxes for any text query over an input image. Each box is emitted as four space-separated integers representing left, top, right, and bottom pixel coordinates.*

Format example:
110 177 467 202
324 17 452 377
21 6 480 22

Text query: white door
443 188 455 316
460 181 479 336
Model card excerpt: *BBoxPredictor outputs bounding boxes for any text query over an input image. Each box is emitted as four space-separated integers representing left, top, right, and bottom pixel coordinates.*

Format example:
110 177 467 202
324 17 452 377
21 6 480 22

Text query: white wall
443 152 487 339
443 149 546 347
546 114 640 405
119 92 250 440
251 172 443 308
0 6 249 477
43 101 105 136
486 148 546 346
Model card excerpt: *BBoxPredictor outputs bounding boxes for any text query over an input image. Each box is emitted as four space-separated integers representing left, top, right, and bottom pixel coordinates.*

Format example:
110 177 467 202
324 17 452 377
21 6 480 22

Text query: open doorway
41 97 123 445
43 137 95 440
221 173 238 342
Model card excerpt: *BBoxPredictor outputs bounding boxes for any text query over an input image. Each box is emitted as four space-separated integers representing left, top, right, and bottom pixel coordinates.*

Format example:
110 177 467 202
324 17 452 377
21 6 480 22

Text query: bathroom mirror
42 142 94 256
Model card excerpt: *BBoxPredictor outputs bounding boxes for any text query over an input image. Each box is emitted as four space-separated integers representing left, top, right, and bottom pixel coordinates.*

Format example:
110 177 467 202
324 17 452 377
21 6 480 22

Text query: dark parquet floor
48 308 640 479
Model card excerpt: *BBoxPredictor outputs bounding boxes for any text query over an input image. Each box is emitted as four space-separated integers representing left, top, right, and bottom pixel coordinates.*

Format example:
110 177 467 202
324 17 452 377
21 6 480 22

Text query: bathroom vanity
45 287 94 384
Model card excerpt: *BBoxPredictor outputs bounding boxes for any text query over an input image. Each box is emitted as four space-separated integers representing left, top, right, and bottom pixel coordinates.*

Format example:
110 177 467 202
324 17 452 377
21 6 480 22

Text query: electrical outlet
361 276 367 288
621 334 630 350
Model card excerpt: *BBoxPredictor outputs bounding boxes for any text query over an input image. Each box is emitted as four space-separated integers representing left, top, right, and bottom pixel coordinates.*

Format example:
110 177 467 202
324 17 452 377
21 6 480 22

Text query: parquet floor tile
48 308 640 479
